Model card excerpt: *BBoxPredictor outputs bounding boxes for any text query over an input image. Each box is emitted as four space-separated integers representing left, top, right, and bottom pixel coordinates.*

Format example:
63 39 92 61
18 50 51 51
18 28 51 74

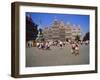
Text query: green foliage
75 35 80 41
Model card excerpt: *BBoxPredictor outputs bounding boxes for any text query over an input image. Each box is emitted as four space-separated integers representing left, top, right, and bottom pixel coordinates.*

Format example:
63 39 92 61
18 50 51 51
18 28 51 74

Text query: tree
26 15 38 42
83 32 89 41
75 35 80 42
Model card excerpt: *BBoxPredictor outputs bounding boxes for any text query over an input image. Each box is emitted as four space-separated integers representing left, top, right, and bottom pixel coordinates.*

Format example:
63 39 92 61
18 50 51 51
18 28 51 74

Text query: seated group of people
36 41 51 50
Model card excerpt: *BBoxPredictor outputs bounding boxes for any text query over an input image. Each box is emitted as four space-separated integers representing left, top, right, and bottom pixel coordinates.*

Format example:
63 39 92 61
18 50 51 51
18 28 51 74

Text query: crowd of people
26 39 89 56
36 40 67 50
35 39 89 56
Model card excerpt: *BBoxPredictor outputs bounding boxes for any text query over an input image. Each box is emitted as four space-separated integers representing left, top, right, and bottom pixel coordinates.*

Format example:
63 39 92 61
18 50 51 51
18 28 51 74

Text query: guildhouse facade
43 19 81 41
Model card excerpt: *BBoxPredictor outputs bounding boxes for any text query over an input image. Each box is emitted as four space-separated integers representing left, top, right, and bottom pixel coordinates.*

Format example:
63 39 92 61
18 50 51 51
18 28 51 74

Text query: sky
26 12 90 34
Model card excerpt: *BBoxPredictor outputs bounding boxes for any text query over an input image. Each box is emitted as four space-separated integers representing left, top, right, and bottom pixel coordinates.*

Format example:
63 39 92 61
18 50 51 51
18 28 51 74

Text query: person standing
71 42 76 54
75 43 79 56
59 41 63 48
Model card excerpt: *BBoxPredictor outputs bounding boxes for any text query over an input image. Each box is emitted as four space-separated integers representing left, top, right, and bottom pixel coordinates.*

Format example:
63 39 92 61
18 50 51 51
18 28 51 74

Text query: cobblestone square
26 44 89 67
